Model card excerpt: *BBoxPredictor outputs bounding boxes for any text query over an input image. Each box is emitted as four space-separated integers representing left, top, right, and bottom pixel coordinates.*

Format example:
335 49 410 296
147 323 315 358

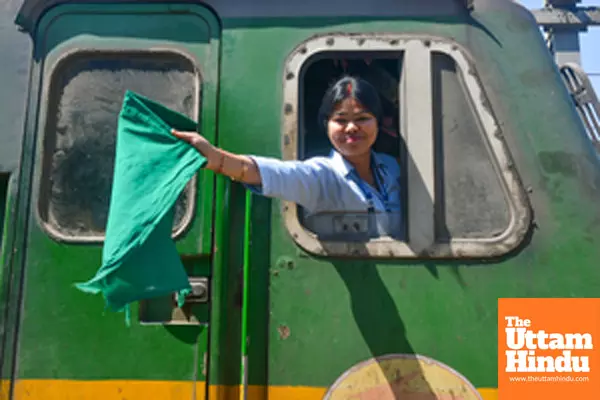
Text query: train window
299 53 406 242
281 34 530 259
431 52 511 240
38 52 198 242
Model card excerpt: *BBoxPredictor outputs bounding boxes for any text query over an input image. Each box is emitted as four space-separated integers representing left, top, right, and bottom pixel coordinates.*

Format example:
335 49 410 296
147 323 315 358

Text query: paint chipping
278 325 291 340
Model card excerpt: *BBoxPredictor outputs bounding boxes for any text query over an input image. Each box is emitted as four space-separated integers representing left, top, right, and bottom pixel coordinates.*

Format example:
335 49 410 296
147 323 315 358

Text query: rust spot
478 90 493 114
278 325 291 340
467 65 477 77
326 38 334 46
389 39 398 46
284 103 293 115
286 72 294 80
305 289 311 296
299 46 307 54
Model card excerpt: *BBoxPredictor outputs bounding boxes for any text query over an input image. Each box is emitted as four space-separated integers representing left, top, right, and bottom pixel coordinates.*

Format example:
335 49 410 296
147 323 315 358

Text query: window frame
36 47 201 244
280 33 531 259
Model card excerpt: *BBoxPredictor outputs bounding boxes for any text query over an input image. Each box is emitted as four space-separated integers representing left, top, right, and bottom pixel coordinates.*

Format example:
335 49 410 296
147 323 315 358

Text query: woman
172 76 403 238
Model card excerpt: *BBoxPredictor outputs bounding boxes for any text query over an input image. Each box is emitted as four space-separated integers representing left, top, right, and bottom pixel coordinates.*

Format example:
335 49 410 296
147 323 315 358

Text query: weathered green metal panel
2 2 221 393
214 10 600 393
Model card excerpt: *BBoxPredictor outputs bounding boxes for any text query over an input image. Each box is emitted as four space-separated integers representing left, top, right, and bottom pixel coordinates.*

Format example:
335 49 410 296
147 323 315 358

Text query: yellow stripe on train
1 380 497 399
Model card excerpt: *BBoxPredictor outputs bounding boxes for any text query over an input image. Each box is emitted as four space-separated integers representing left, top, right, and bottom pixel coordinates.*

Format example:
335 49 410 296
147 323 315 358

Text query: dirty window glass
39 53 198 239
431 52 510 240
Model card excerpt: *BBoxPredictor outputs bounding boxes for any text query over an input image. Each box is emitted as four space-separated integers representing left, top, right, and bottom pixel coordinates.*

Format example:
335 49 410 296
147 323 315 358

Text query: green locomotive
1 0 599 399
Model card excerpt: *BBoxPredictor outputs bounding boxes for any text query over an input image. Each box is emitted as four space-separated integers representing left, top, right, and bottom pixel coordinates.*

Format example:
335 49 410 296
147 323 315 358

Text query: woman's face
327 97 378 159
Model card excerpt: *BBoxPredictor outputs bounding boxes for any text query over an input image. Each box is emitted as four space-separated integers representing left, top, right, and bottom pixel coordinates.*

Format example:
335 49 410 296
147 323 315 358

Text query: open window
299 52 406 242
281 34 531 259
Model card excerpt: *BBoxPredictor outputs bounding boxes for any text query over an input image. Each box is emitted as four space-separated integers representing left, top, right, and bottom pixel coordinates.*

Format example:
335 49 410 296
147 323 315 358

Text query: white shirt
245 149 403 238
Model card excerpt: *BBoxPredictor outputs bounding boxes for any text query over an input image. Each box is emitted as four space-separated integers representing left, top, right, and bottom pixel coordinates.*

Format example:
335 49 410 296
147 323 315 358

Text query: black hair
317 75 383 133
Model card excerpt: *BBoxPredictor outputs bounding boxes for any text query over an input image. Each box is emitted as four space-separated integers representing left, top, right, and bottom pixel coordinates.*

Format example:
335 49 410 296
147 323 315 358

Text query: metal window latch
182 277 209 304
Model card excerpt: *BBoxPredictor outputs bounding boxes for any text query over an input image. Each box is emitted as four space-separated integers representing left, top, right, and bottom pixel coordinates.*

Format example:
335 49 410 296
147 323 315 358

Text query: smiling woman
171 75 404 239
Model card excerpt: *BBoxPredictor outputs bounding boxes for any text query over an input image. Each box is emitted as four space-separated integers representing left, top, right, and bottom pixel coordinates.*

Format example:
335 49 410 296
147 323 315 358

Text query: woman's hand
171 129 262 185
171 129 221 170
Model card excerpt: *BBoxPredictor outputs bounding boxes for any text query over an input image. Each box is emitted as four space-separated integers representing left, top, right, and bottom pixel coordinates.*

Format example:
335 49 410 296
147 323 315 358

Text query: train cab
1 0 599 399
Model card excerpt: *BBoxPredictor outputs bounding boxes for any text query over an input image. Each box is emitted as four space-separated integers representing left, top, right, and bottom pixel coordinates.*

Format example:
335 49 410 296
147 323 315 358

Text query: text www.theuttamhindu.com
508 376 590 383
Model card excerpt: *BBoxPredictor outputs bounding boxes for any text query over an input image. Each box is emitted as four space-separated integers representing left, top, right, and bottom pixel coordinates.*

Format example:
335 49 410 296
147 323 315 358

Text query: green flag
75 90 207 323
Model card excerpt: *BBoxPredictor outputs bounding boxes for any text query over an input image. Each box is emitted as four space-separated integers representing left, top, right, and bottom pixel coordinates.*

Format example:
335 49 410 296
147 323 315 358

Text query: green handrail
240 189 252 400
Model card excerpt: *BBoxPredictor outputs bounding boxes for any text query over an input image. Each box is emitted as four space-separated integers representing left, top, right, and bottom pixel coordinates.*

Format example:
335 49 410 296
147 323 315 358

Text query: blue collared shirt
244 150 403 238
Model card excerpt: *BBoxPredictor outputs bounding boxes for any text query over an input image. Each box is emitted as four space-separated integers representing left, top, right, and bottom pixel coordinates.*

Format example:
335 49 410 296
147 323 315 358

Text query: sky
520 0 599 93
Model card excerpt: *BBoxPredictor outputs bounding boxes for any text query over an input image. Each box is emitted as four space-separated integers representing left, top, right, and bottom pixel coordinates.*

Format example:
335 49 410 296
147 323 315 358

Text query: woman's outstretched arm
171 129 329 213
171 129 261 185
